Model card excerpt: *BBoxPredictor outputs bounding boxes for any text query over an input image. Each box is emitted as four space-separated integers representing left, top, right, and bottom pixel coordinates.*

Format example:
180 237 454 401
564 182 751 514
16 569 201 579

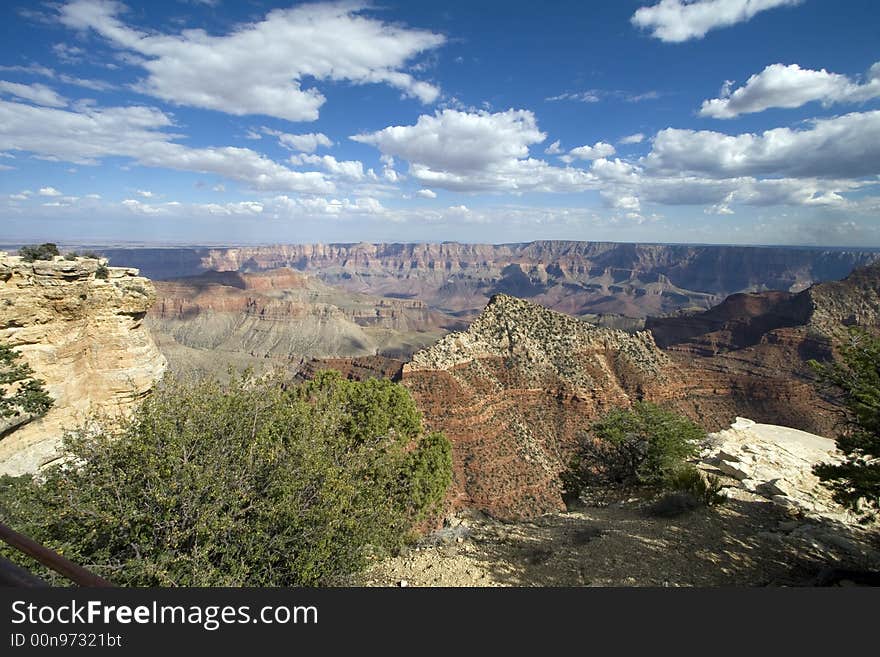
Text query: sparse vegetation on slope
18 243 59 262
0 370 451 586
0 343 53 425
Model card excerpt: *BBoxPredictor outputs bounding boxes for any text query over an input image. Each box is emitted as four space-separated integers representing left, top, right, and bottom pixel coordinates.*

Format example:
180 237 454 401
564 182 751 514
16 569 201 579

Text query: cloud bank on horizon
0 0 878 247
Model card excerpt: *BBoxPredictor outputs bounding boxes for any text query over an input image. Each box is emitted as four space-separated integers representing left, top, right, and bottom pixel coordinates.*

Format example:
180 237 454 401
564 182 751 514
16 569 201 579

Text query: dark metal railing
0 555 49 587
0 521 113 587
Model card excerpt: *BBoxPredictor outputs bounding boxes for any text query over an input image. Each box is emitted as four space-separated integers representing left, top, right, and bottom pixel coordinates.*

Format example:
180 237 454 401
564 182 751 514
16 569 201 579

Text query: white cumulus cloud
272 194 385 215
290 154 366 181
352 108 596 193
563 141 616 162
0 99 335 193
619 133 645 144
700 61 880 118
644 109 880 179
544 140 564 155
632 0 802 42
264 129 333 153
353 109 545 173
58 0 445 121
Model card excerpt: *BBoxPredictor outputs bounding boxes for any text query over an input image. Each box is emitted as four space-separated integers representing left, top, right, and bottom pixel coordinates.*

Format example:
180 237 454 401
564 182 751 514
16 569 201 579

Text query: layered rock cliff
147 268 464 371
0 253 166 475
102 242 878 320
400 294 676 519
648 261 880 436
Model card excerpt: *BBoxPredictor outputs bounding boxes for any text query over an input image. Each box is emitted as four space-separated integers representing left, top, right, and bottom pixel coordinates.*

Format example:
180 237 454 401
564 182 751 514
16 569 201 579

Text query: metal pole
0 555 49 587
0 522 113 587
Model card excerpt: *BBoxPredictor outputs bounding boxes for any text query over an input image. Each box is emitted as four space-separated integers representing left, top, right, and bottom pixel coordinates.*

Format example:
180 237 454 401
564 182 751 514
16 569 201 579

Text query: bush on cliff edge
562 401 704 498
0 370 452 586
0 343 53 423
18 243 59 262
810 328 880 517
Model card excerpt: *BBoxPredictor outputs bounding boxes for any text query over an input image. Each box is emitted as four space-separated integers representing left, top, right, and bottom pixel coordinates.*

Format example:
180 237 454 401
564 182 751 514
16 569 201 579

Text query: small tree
810 329 880 515
18 243 60 262
563 401 703 497
0 343 53 422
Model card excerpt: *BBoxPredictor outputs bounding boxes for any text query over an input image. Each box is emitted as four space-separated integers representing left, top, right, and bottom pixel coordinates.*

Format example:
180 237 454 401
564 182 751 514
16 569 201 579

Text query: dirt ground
360 491 880 587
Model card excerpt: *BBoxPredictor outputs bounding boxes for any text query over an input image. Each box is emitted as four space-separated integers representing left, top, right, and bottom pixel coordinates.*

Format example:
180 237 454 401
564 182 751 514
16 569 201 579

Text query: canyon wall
337 262 880 520
147 268 464 372
0 253 166 475
648 261 880 437
103 241 878 320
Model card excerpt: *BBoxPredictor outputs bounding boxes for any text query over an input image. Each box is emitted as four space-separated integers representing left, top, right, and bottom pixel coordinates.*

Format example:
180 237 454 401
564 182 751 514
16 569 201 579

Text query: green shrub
563 401 704 497
18 243 59 262
63 252 78 261
94 264 109 279
81 251 100 260
666 465 725 507
0 343 53 421
810 328 880 516
0 370 452 586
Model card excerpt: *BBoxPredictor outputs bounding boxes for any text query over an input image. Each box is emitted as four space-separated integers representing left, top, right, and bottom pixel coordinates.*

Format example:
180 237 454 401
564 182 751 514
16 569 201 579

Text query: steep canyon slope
400 294 677 519
146 268 464 373
648 261 880 437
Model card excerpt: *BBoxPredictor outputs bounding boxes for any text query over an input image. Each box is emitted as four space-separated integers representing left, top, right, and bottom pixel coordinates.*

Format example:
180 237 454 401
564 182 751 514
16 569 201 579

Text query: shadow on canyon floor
363 496 880 587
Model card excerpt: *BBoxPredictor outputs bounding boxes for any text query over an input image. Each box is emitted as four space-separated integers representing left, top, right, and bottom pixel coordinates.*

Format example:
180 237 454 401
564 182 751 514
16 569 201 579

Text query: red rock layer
397 294 675 519
298 356 405 382
653 262 880 436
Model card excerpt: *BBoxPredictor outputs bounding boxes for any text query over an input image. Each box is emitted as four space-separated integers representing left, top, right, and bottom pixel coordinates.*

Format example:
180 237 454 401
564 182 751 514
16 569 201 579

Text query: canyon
146 267 463 373
306 260 880 519
113 240 879 381
649 260 880 438
3 241 879 526
102 242 879 321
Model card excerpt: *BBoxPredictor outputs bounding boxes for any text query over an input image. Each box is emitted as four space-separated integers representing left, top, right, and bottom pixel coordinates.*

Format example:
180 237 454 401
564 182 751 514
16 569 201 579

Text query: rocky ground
362 493 880 588
361 418 880 587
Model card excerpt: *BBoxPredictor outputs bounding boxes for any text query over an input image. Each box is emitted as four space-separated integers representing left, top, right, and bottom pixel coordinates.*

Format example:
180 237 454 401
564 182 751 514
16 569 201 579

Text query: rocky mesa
401 293 676 519
0 253 167 475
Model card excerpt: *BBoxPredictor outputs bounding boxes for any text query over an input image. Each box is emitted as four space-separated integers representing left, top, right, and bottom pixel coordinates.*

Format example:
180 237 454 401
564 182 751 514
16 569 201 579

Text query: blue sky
1 0 879 246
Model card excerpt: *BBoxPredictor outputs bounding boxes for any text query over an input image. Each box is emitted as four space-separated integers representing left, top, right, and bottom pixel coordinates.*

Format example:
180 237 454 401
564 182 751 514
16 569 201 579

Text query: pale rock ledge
702 416 848 521
0 253 167 475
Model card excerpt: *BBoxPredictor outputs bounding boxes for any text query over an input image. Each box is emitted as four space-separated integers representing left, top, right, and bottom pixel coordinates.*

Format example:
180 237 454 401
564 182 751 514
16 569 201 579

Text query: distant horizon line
2 239 880 252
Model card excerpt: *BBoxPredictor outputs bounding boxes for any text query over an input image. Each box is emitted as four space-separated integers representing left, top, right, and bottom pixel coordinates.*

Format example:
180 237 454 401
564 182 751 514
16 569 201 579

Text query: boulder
718 460 751 480
701 418 850 522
